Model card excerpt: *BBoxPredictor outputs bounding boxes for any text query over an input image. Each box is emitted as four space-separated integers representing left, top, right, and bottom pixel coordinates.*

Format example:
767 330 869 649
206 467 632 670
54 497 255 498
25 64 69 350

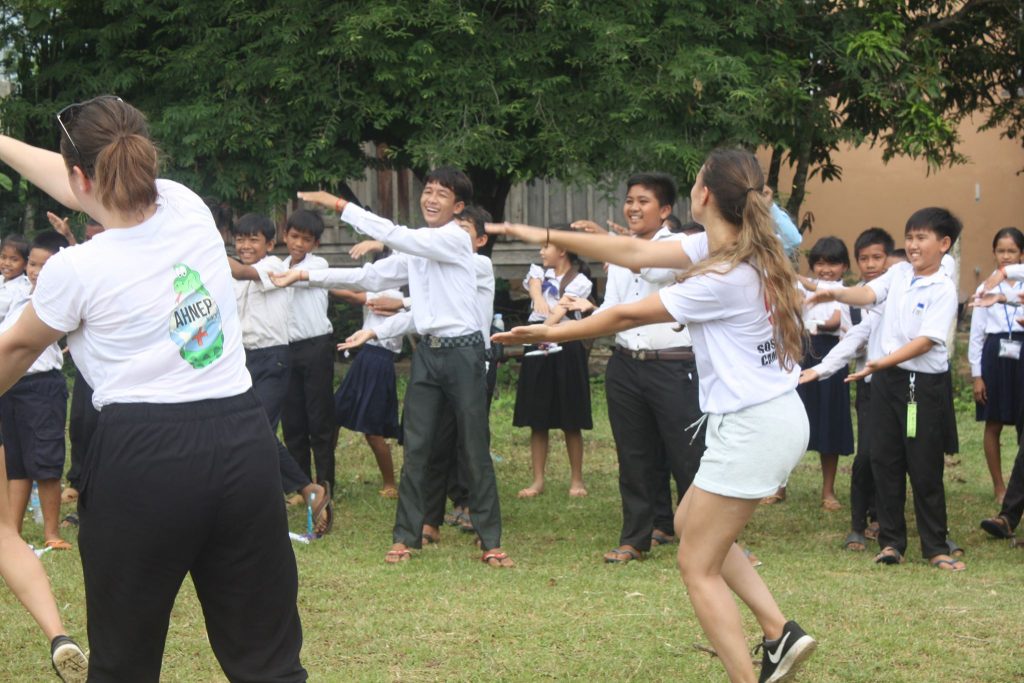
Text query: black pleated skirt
334 344 400 438
513 340 592 431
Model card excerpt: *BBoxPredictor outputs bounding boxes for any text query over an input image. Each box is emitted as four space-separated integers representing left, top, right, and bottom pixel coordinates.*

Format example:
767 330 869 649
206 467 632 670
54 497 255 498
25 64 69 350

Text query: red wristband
335 198 343 213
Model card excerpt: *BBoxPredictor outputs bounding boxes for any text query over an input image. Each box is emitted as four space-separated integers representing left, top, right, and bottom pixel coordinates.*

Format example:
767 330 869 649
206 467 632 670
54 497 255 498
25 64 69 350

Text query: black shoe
756 620 816 683
50 635 88 683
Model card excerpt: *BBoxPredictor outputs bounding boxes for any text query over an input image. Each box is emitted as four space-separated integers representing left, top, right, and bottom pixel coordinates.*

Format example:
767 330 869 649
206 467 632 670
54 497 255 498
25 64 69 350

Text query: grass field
2 368 1022 682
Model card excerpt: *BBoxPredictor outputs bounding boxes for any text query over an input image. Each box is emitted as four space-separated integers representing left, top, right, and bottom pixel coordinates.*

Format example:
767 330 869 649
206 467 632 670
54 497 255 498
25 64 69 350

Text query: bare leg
8 479 31 536
0 452 66 640
983 421 1006 501
675 487 786 683
820 453 840 507
564 429 587 496
365 434 397 492
518 430 548 497
37 479 64 544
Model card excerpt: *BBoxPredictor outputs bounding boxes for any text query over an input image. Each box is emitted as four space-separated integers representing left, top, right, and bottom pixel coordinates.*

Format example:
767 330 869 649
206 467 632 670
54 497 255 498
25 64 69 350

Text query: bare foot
60 487 78 504
481 547 515 568
821 497 842 511
517 486 543 498
568 485 588 498
385 543 412 564
761 486 786 505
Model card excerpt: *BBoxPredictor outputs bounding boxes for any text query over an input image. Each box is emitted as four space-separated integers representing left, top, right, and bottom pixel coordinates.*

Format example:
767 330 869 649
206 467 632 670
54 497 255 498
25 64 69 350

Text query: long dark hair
549 225 593 299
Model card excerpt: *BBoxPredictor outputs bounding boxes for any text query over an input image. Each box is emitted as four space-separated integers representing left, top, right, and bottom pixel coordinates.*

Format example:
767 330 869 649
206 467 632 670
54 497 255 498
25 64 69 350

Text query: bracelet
335 198 343 214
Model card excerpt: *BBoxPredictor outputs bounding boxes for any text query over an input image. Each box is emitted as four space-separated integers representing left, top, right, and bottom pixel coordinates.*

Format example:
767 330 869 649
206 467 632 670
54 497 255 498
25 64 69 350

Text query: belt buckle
633 350 646 361
429 336 442 349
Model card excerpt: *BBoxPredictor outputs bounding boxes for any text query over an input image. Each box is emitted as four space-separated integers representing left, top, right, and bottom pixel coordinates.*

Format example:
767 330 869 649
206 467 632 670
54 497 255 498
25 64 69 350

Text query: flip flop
44 539 73 551
980 515 1013 540
481 550 514 568
385 547 412 564
843 531 867 552
312 482 333 538
651 530 675 547
929 555 966 572
874 546 904 565
864 522 880 540
603 547 643 564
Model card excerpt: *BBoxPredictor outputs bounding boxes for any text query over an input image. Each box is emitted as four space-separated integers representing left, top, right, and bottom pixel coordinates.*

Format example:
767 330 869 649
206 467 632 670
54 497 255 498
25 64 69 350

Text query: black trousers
67 371 98 490
850 379 876 532
606 354 704 551
78 391 306 682
998 439 1024 529
246 346 310 493
282 334 336 491
395 342 501 549
870 367 955 558
422 356 500 527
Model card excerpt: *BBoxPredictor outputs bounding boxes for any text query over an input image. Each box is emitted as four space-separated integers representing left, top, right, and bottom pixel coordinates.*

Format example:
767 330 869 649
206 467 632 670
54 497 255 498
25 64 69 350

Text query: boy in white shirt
808 207 963 570
0 231 71 550
275 169 512 567
228 214 331 534
279 209 336 494
0 234 31 322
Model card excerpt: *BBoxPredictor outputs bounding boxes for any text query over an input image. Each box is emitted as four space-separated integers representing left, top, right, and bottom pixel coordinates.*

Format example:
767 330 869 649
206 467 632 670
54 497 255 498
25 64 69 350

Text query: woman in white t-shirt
0 97 305 682
488 149 815 683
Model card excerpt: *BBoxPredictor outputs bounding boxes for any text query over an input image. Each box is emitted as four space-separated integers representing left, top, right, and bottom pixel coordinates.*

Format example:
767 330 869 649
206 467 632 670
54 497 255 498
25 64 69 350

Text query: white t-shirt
658 233 798 414
866 261 957 373
0 293 63 374
0 274 31 323
234 255 290 349
284 253 332 342
32 179 251 409
524 264 592 324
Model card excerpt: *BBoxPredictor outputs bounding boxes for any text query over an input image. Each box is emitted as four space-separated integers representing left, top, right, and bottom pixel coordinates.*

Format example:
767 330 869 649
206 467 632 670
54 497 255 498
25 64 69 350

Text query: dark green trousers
394 341 502 549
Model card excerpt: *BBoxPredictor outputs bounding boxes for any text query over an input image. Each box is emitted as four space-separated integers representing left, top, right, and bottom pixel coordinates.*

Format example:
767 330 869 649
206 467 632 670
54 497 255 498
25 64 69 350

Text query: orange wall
764 119 1024 299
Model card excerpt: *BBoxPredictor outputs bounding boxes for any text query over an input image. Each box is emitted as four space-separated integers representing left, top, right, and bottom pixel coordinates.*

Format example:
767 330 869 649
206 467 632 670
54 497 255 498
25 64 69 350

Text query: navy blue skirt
334 344 400 438
513 340 592 431
976 332 1022 425
798 334 854 455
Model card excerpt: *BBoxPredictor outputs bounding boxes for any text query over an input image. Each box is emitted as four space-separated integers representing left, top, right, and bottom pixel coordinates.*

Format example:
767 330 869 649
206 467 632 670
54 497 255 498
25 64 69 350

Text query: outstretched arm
0 304 65 394
493 292 673 346
0 136 81 210
806 285 877 308
487 222 693 272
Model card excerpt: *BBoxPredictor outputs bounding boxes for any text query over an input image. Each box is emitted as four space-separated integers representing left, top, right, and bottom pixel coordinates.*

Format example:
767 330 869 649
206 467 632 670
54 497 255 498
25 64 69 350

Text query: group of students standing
0 94 1015 683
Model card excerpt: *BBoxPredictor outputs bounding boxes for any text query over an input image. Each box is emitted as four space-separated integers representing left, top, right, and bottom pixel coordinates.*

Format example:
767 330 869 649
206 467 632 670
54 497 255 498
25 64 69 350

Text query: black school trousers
870 367 957 559
247 346 310 493
282 334 336 491
850 379 877 533
605 353 704 551
77 391 306 682
395 340 501 549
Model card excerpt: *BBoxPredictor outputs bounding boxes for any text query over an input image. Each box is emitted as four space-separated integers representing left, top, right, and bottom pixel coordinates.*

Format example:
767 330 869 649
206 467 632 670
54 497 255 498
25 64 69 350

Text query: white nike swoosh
767 631 791 665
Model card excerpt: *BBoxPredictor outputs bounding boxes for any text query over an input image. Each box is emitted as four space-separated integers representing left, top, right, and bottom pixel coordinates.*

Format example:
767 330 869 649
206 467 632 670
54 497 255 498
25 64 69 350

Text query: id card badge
906 372 918 439
999 338 1022 360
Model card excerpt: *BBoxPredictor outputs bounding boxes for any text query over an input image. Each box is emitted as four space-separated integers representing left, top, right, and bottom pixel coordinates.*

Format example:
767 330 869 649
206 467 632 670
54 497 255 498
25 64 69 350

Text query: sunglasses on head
56 95 124 169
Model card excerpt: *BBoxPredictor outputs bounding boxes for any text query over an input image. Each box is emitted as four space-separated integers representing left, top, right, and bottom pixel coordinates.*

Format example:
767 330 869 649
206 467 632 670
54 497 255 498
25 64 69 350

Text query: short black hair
626 172 676 208
905 207 962 248
30 230 70 255
456 205 492 238
286 209 325 240
853 227 895 258
1 234 30 261
807 236 850 268
425 167 473 204
232 213 276 241
680 221 704 235
664 214 684 232
993 226 1024 252
891 248 907 260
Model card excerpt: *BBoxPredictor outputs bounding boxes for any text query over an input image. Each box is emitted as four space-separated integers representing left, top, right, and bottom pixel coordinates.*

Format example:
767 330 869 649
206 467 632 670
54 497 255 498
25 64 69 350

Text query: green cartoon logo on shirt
169 264 224 369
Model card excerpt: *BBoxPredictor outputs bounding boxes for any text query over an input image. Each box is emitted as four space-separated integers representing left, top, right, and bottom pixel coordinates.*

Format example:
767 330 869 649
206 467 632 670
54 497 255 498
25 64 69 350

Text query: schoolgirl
514 228 594 498
969 227 1024 502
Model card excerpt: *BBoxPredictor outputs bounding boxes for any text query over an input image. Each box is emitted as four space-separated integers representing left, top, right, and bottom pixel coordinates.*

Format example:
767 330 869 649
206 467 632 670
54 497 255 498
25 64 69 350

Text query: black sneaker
756 620 816 683
50 635 88 683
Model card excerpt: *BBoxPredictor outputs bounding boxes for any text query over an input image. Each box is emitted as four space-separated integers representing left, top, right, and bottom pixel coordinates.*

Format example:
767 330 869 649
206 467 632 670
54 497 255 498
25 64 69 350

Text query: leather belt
421 331 484 349
614 345 694 362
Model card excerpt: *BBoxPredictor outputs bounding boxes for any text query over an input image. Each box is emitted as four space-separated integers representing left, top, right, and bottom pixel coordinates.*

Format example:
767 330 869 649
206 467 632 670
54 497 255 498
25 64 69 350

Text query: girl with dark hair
0 96 305 682
488 148 816 683
970 226 1024 503
795 236 855 510
514 227 594 498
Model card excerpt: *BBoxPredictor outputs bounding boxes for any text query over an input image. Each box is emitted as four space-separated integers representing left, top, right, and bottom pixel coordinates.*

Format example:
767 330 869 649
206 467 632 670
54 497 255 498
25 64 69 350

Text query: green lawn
2 372 1022 682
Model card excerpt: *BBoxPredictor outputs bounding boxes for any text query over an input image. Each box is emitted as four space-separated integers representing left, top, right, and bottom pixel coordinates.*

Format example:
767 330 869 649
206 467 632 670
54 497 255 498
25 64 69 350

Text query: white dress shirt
283 253 332 342
234 255 290 349
968 279 1024 376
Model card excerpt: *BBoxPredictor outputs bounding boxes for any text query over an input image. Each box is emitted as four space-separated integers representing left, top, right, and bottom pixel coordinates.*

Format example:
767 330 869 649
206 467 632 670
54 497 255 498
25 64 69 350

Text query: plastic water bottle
30 483 43 524
492 313 504 332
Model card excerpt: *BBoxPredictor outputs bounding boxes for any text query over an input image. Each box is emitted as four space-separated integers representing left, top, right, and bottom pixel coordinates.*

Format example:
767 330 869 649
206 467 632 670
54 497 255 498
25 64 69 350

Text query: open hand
560 294 595 314
971 291 1005 308
269 270 304 287
798 368 819 384
297 190 342 211
338 329 377 351
349 240 384 259
845 360 878 383
367 296 404 316
570 220 605 234
492 324 553 346
805 289 837 307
